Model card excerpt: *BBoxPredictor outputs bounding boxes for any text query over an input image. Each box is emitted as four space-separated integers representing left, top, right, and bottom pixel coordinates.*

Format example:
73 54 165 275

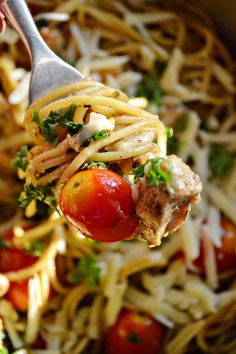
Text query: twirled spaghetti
22 76 201 246
24 78 166 189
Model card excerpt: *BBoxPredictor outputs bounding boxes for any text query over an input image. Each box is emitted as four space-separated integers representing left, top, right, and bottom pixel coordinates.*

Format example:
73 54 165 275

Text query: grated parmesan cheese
202 234 219 289
34 12 70 23
179 217 200 262
178 111 200 162
202 206 222 247
160 48 204 101
207 183 236 224
68 112 115 151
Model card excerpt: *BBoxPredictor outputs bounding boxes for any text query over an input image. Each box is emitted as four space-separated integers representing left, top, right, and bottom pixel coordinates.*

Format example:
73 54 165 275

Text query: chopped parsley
166 127 173 138
131 157 173 187
11 145 29 171
127 331 143 345
18 183 56 209
0 349 8 354
81 161 107 170
70 254 101 286
24 239 45 256
32 104 82 144
82 130 109 147
136 75 161 107
209 145 234 178
92 130 109 141
33 110 56 143
131 163 145 180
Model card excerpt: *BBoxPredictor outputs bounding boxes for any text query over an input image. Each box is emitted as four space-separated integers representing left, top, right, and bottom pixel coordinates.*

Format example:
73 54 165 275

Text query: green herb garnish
33 110 57 143
166 127 174 138
131 157 173 187
18 183 55 209
82 130 109 147
81 162 107 170
92 130 109 141
70 254 100 286
24 239 45 257
11 145 29 171
127 332 143 345
131 164 145 180
209 145 234 177
0 348 8 354
32 104 82 143
136 75 161 107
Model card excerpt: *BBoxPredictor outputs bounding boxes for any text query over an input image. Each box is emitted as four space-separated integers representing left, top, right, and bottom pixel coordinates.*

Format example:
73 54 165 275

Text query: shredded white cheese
207 183 236 224
34 12 70 23
68 112 115 151
178 111 200 162
179 217 200 262
160 48 204 101
202 206 222 248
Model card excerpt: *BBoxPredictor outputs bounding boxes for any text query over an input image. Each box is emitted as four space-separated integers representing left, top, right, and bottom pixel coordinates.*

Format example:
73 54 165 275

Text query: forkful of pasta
2 0 202 247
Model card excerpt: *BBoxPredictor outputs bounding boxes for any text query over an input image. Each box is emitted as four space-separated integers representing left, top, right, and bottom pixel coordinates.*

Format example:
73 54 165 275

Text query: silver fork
1 0 83 104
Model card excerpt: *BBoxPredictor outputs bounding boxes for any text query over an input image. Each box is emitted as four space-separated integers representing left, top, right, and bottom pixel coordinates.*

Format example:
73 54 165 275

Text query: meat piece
133 155 202 247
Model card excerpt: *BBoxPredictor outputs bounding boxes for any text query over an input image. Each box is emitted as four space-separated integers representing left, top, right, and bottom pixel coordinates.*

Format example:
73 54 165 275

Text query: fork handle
1 0 52 62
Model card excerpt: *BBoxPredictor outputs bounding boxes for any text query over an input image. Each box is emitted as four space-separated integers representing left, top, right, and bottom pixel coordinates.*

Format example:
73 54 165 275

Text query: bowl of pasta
0 1 236 354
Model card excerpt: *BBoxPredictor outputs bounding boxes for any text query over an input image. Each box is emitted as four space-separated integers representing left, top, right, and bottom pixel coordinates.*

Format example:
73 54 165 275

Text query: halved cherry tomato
0 229 53 311
216 216 236 272
5 280 29 311
104 309 166 354
0 239 37 311
60 169 138 242
5 279 54 312
194 216 236 273
0 247 37 273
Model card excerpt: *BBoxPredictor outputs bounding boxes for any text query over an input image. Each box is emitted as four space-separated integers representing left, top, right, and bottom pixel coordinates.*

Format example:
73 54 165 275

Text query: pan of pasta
0 1 236 353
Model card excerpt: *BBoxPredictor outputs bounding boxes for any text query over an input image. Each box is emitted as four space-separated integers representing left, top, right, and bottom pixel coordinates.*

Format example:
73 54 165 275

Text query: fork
1 0 83 104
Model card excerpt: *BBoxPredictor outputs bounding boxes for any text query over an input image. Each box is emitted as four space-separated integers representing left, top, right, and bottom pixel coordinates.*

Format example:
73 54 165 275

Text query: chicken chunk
133 155 202 247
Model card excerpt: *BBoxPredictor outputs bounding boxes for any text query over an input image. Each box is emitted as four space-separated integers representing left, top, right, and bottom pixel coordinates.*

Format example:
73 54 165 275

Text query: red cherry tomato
215 216 236 272
0 246 37 311
0 230 48 311
60 169 138 242
104 309 166 354
194 216 236 273
5 280 29 311
0 247 37 273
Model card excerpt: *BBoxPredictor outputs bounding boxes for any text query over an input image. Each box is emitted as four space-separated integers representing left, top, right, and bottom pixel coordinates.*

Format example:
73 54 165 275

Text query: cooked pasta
21 74 201 247
0 1 236 354
23 78 166 189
